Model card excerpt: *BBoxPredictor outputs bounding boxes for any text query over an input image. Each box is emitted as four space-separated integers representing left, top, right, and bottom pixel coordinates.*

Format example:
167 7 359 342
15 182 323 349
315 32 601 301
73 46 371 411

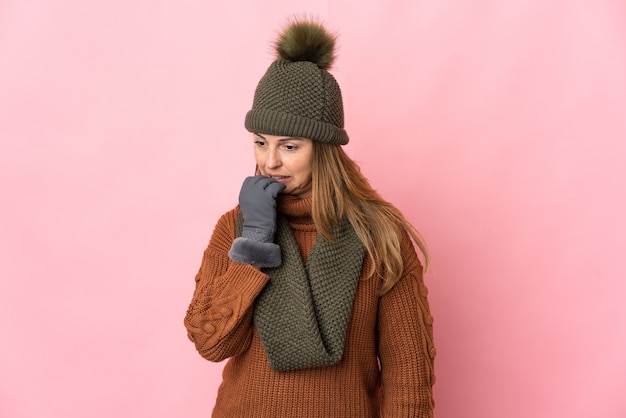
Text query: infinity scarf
237 212 365 372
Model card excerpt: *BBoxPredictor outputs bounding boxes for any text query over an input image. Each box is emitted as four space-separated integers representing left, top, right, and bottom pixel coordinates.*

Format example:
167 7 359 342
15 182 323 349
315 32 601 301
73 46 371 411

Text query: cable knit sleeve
184 208 270 362
377 228 436 418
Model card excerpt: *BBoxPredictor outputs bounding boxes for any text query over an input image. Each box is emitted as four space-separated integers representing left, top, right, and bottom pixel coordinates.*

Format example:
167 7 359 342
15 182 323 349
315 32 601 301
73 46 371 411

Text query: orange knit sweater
184 195 435 417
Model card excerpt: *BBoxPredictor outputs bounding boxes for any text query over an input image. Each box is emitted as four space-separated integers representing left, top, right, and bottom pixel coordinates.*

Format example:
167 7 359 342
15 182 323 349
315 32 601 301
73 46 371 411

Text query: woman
184 19 436 417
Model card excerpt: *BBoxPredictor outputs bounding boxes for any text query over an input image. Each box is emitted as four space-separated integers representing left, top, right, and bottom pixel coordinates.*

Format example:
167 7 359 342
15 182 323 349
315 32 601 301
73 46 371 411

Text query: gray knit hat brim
245 108 348 145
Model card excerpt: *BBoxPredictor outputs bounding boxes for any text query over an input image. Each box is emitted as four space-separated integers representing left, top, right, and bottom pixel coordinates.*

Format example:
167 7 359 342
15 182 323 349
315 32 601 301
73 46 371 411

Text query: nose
266 146 281 169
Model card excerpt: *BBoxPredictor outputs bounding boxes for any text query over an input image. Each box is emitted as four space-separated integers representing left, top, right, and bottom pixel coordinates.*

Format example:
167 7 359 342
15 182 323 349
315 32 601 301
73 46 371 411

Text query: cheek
253 150 263 166
295 160 313 180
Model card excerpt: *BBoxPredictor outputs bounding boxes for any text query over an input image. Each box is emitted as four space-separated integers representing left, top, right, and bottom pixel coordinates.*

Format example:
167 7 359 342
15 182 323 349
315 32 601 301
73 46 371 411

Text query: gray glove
228 175 286 267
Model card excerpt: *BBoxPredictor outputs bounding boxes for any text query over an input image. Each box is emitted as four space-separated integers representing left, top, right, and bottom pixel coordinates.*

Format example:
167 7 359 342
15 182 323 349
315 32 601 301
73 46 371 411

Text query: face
253 133 314 198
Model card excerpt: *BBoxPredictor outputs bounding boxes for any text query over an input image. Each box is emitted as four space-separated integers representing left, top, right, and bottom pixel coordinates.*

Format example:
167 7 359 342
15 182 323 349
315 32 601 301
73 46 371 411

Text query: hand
238 175 286 243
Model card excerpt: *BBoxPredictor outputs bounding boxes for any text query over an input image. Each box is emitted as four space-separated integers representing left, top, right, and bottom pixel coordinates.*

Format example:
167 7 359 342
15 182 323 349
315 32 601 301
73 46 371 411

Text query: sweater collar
276 194 314 225
276 194 313 216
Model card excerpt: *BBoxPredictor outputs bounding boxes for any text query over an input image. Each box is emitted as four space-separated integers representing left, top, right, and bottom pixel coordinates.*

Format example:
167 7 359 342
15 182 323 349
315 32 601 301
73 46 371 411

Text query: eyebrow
254 133 305 142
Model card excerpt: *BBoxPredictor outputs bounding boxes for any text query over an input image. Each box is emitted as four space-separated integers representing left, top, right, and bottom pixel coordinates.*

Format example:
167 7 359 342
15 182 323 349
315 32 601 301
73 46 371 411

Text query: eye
284 144 298 151
254 140 266 147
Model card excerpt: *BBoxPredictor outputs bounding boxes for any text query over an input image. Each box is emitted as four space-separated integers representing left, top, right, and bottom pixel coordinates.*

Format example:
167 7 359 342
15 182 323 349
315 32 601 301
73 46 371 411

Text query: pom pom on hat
275 20 337 70
245 19 349 145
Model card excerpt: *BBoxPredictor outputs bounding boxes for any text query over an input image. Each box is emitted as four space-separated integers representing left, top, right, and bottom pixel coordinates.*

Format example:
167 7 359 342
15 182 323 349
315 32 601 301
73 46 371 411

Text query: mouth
267 175 289 182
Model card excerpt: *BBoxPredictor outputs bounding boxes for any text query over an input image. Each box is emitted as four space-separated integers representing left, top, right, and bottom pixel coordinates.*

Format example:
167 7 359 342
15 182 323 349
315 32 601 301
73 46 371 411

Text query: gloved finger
241 176 270 195
252 175 274 189
250 175 267 184
241 176 260 189
266 181 287 197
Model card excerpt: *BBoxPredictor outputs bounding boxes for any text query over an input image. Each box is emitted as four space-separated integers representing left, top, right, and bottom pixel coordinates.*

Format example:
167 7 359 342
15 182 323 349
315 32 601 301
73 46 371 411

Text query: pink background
2 1 625 417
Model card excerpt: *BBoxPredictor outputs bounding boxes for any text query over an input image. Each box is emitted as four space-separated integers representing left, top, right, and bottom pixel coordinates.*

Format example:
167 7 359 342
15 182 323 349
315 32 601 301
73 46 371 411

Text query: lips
268 175 288 181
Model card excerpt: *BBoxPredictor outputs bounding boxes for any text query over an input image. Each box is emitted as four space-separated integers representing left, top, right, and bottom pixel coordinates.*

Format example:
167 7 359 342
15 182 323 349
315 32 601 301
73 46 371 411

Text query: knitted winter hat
245 20 349 145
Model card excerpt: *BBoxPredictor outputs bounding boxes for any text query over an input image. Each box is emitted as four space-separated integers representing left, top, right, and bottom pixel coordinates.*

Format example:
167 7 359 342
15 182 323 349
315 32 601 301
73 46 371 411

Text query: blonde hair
311 141 430 295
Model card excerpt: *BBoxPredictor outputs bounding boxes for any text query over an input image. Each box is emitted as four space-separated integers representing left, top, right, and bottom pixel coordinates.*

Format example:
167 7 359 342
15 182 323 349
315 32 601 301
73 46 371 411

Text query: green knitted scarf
237 212 364 372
